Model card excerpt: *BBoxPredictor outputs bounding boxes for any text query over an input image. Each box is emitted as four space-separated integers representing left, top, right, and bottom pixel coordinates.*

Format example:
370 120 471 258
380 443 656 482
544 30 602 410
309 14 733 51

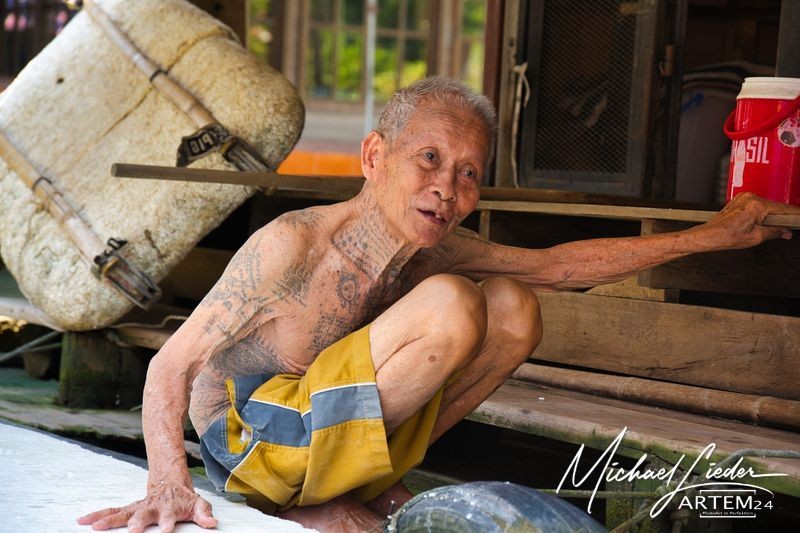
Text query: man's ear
361 131 385 181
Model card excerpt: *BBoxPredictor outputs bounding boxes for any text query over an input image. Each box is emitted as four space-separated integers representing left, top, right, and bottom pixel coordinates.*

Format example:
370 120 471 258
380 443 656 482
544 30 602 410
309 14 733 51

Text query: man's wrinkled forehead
395 99 490 157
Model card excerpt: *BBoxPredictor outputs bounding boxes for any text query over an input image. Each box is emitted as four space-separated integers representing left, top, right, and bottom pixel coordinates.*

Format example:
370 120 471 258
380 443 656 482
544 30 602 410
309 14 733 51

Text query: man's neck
332 187 418 281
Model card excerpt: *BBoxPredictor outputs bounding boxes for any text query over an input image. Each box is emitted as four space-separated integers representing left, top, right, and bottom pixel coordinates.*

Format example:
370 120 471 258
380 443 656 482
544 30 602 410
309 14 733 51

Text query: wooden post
58 331 147 409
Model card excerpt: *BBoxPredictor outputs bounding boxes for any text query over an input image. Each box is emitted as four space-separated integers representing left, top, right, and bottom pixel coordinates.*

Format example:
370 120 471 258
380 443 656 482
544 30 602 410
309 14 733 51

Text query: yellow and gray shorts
199 325 445 510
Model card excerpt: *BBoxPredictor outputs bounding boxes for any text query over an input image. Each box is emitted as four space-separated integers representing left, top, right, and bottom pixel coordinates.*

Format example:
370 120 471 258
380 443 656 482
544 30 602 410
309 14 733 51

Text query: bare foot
279 495 384 532
365 481 414 518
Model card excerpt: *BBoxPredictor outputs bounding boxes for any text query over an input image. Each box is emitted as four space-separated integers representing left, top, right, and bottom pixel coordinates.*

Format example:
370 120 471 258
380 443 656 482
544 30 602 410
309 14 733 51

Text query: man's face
366 100 488 248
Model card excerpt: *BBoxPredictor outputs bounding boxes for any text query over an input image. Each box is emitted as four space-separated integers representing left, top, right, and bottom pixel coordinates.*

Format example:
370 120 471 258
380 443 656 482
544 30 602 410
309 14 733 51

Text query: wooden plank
469 380 800 497
476 201 800 228
0 368 201 459
114 325 177 351
0 398 145 440
586 276 679 302
512 363 800 430
639 219 800 297
534 291 800 400
112 163 728 210
478 210 492 240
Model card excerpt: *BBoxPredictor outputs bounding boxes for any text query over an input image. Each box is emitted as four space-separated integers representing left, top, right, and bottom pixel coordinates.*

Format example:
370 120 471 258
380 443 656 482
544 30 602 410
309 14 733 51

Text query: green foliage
247 0 272 61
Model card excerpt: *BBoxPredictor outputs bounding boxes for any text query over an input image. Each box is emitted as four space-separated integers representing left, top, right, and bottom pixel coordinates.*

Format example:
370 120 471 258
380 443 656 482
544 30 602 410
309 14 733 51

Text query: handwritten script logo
556 427 785 518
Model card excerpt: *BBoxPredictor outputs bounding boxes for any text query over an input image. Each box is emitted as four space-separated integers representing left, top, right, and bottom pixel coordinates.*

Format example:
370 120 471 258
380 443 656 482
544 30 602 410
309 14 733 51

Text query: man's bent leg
364 277 542 516
430 276 543 443
368 273 489 433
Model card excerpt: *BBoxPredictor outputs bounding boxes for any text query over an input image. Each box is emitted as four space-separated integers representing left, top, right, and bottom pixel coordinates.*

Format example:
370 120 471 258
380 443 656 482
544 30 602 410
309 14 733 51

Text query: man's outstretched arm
447 193 799 290
77 221 305 532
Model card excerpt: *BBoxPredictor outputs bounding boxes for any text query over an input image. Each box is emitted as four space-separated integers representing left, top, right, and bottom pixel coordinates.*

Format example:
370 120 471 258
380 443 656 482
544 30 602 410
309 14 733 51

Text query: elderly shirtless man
80 77 797 532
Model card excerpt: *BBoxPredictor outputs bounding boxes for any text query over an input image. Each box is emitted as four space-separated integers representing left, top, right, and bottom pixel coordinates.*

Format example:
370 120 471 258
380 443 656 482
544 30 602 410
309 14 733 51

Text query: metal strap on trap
0 131 160 310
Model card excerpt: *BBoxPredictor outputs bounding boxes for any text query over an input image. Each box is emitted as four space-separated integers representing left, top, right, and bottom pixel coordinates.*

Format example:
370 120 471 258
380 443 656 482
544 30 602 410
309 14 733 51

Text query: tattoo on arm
189 330 289 435
271 260 312 307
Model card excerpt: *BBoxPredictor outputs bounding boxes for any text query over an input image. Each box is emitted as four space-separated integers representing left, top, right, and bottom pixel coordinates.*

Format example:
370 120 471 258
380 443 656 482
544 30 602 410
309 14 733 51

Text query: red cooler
724 77 800 206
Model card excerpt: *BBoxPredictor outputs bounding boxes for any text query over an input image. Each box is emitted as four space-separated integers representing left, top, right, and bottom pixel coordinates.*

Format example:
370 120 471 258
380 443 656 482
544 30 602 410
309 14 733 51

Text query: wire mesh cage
520 0 659 196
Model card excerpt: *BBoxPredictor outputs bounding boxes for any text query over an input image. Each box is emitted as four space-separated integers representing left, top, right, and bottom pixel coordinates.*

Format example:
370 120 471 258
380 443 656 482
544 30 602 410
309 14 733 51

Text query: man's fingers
192 497 218 529
759 225 793 242
157 512 178 533
127 508 159 533
76 508 120 524
90 510 134 531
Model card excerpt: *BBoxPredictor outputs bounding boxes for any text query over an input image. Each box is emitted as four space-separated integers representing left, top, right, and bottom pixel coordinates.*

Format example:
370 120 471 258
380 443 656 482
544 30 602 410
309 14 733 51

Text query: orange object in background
278 149 362 177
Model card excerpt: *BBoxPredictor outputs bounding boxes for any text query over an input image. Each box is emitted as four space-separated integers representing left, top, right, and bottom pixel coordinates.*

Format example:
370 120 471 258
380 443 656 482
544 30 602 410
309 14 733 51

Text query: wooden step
469 379 800 497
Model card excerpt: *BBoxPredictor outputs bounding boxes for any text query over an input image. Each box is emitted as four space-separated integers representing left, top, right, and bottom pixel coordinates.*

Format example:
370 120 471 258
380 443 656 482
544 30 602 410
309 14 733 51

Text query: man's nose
431 169 456 202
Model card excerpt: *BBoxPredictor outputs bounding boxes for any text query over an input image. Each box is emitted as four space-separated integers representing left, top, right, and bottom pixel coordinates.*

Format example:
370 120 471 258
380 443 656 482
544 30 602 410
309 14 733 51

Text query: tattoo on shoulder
200 232 268 310
279 208 324 229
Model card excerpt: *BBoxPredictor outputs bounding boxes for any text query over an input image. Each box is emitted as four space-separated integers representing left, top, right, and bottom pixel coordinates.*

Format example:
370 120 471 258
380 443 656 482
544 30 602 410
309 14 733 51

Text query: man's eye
464 169 477 180
423 151 435 161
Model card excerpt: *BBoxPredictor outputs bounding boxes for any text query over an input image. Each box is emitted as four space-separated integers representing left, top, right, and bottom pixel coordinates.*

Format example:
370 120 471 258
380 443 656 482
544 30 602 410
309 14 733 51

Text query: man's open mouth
418 209 447 225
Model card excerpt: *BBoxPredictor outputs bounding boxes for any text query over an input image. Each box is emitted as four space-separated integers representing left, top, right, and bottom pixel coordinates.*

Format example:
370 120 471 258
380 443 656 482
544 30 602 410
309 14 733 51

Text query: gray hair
376 76 498 167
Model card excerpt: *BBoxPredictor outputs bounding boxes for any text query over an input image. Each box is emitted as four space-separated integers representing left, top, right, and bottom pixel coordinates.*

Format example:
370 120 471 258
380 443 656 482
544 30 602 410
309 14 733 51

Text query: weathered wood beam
469 381 800 497
534 291 800 400
586 276 678 302
638 219 800 297
512 363 800 431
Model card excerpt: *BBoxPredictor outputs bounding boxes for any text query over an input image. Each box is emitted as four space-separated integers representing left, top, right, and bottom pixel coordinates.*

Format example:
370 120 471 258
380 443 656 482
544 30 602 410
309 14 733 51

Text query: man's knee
482 277 543 359
415 274 488 352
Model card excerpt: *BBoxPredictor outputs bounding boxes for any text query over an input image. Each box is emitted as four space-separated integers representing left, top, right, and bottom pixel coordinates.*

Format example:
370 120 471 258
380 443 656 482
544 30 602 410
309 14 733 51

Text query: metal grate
528 0 639 176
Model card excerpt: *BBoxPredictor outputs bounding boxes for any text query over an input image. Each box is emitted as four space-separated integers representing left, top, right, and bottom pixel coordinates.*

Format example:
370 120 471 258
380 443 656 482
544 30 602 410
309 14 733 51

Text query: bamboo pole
0 131 159 308
83 0 214 129
0 133 104 261
83 0 271 171
512 363 800 431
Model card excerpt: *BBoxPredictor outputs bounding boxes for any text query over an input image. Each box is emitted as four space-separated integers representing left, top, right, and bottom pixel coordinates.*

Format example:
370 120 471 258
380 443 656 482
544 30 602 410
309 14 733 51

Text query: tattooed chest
303 272 391 355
